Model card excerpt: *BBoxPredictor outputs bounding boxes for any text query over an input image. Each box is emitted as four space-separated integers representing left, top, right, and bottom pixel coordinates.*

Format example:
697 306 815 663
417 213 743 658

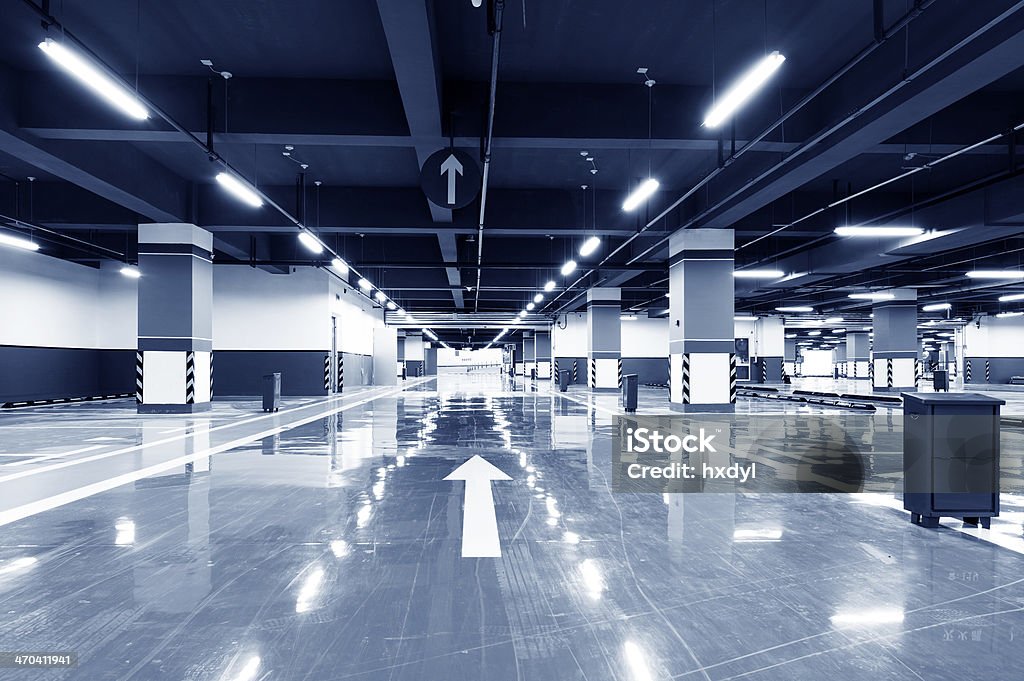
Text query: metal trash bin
933 369 949 392
262 373 281 412
903 392 1004 528
530 367 537 380
558 369 570 392
621 374 639 413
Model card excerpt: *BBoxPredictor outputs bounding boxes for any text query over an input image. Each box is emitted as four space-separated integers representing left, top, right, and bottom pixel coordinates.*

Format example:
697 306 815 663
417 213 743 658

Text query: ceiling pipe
18 0 386 303
473 0 505 312
542 0 936 317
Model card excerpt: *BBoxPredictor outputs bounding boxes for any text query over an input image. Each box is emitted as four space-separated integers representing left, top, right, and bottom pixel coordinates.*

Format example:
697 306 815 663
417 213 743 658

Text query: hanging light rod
37 38 149 120
703 51 786 128
579 236 601 257
215 172 263 208
734 269 784 279
622 178 660 212
834 225 924 237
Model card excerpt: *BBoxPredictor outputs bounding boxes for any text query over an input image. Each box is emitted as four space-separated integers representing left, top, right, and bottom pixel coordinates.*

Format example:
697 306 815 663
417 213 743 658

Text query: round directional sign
420 148 481 210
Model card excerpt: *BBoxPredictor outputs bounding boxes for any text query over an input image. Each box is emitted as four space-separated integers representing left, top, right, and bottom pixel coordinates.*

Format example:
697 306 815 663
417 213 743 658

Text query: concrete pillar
846 332 870 380
784 338 797 378
405 332 424 376
424 346 438 376
833 343 847 377
669 229 734 412
586 288 621 391
137 223 213 413
535 329 552 379
871 288 918 392
523 331 536 378
396 330 407 380
372 327 398 386
752 316 784 383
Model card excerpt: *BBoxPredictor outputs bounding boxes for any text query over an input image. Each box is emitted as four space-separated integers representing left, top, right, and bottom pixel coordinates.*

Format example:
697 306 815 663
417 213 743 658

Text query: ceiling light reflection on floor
830 607 905 628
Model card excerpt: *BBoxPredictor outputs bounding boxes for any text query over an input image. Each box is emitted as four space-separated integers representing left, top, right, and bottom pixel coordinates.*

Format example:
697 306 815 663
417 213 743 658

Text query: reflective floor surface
1 372 1023 680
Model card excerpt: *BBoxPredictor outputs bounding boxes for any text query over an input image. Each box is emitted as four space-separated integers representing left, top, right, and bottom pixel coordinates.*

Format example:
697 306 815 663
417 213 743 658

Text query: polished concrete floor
1 372 1023 680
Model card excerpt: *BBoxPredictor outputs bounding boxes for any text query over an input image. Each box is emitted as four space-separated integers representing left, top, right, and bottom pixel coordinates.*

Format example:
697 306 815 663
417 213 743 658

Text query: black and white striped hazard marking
337 354 344 392
136 351 143 404
780 359 788 383
209 351 214 400
729 353 737 403
869 357 874 383
966 360 973 382
914 359 921 388
324 354 331 392
185 351 196 404
886 358 893 389
617 358 623 388
986 360 991 383
760 359 768 383
573 360 578 383
589 359 596 388
681 354 690 404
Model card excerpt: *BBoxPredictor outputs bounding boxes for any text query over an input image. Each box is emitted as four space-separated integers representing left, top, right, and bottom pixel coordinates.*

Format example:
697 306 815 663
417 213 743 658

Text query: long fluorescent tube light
998 293 1024 302
966 270 1024 279
703 51 785 128
357 278 372 291
0 232 41 251
824 317 844 323
620 315 637 321
543 280 556 292
386 301 396 310
734 316 758 321
519 310 527 318
533 293 543 303
526 303 535 311
579 236 601 257
297 231 324 254
776 306 814 312
734 269 784 279
38 38 149 120
808 330 821 336
996 311 1024 318
622 178 660 212
374 291 386 303
330 258 349 276
216 172 264 208
922 302 951 312
120 265 141 279
423 328 438 340
849 292 895 300
835 226 924 237
561 260 577 276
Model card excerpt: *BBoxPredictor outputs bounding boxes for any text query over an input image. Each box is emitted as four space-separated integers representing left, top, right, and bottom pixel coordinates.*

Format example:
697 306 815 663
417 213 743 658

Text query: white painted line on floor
1 444 107 468
0 380 433 484
0 378 435 528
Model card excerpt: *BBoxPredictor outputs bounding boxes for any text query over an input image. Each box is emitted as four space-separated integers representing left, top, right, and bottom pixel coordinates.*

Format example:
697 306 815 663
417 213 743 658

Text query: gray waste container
558 369 570 392
530 367 537 380
933 369 948 392
262 373 281 412
621 374 638 413
903 392 1004 528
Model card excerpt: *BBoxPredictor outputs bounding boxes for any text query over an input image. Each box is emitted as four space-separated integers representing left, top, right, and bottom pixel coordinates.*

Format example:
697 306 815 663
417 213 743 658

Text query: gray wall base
0 345 135 403
213 350 329 397
139 402 212 414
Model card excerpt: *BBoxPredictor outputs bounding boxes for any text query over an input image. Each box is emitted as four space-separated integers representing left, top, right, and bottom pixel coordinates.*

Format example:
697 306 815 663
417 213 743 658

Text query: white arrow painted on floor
444 455 511 557
440 153 463 205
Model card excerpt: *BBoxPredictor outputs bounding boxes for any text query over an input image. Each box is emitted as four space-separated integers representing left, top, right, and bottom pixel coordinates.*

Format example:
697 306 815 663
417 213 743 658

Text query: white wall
964 315 1024 357
0 247 136 349
621 316 668 357
329 275 384 355
553 312 588 356
213 266 330 350
439 348 503 366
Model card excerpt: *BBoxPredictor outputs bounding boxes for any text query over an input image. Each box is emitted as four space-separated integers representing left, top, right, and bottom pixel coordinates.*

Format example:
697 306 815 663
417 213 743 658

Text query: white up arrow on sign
439 153 464 206
444 455 511 557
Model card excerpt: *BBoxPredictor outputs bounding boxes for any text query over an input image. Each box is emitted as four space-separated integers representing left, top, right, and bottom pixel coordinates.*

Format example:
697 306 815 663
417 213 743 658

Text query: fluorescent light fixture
297 231 324 254
423 328 438 340
734 315 758 321
703 51 786 128
996 311 1024 318
386 301 396 310
543 280 556 292
38 38 149 120
396 308 405 316
966 270 1024 279
0 232 40 251
620 314 637 321
830 608 905 628
215 172 264 208
374 291 386 302
533 293 544 303
734 269 784 279
834 226 924 237
518 310 527 318
849 292 895 300
622 178 660 212
119 265 141 279
561 260 577 276
808 330 821 336
330 258 349 276
824 317 844 323
579 236 601 257
833 328 846 333
921 302 951 312
527 303 535 311
998 293 1024 302
776 306 814 312
357 278 372 291
785 333 797 339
